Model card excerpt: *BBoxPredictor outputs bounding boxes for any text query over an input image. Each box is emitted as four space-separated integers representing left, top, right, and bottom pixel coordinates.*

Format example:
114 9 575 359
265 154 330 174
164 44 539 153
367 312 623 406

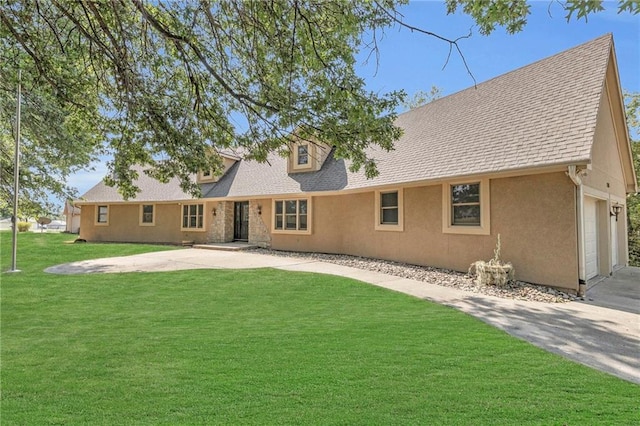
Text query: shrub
629 232 640 267
17 222 31 232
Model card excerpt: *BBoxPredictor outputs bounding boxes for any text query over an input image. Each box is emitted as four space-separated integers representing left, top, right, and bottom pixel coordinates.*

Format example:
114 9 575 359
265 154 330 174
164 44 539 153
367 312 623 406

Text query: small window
140 204 155 226
442 179 490 235
273 199 309 233
380 191 399 225
451 183 481 226
375 189 403 231
197 169 215 183
182 204 204 230
297 145 309 165
96 205 108 224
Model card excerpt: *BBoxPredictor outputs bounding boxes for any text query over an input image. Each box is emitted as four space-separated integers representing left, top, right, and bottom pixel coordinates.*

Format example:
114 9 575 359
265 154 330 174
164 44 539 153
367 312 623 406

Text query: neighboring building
76 35 637 292
63 201 81 233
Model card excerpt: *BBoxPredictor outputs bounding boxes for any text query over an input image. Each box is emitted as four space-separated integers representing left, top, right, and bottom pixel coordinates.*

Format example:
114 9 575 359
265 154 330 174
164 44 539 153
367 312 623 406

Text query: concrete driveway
585 267 640 314
46 249 640 385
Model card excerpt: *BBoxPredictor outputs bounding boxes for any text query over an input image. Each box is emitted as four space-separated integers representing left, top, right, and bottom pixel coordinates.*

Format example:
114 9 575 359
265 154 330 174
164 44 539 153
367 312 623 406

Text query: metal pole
10 69 21 272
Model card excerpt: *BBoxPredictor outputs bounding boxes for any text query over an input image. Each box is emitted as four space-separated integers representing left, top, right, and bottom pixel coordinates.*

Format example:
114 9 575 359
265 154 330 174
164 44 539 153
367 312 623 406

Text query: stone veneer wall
249 200 271 248
208 201 234 243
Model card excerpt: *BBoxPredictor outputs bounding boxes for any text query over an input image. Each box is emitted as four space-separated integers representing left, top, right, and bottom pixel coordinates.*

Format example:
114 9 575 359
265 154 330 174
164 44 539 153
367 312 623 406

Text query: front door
234 201 249 241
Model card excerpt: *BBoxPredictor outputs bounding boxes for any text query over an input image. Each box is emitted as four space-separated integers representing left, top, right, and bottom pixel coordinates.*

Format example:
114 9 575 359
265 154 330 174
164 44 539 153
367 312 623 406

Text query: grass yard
1 232 639 424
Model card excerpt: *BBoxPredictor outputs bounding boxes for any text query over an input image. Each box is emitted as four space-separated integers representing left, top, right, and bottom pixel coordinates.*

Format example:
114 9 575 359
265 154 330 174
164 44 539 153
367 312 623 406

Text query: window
442 179 490 235
297 144 309 165
292 143 312 171
380 191 399 224
140 204 155 226
451 183 480 226
96 205 109 225
273 199 310 233
197 169 215 183
182 204 204 230
375 189 403 231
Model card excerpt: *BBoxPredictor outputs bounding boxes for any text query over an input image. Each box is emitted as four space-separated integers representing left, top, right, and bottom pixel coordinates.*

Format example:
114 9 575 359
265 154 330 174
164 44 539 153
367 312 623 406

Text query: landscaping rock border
252 249 576 303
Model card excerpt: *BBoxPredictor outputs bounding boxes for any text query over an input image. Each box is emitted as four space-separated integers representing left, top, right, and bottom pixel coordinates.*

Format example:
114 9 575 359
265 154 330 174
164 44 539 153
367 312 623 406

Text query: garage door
584 197 598 279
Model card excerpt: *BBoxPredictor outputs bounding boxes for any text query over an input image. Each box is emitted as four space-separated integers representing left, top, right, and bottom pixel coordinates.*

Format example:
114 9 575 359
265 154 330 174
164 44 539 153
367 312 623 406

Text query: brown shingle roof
82 34 613 202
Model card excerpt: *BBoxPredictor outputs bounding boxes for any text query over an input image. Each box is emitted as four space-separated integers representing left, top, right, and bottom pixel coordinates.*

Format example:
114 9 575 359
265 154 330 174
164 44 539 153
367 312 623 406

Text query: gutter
567 165 587 296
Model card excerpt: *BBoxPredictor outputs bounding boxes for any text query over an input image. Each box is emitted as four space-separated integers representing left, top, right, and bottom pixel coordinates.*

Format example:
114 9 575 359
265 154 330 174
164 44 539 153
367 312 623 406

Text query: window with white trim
273 199 309 232
442 179 490 235
374 189 404 231
96 205 109 225
140 204 155 226
182 204 204 229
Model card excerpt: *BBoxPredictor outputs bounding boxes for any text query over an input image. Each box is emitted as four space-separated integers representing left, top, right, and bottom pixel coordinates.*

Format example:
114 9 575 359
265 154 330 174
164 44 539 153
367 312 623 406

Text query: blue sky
67 1 639 201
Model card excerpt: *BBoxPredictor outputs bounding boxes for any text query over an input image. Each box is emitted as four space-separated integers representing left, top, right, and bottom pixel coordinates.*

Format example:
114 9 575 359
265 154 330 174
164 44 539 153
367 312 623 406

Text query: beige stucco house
76 35 637 292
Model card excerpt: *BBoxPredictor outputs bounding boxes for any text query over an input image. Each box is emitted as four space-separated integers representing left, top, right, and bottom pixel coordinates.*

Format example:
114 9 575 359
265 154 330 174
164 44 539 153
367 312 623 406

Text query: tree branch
374 1 476 86
132 0 279 114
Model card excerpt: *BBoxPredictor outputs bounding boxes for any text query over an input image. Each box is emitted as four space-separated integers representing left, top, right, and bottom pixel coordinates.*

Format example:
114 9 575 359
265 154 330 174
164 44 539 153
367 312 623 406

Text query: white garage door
584 197 598 279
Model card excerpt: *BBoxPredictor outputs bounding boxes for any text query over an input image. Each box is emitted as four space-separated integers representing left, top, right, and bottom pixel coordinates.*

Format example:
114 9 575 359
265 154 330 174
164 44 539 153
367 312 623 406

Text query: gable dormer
197 151 240 184
287 138 331 174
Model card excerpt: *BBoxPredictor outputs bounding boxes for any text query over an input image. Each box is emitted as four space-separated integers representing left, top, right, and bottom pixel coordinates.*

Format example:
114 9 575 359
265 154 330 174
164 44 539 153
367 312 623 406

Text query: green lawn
1 232 638 424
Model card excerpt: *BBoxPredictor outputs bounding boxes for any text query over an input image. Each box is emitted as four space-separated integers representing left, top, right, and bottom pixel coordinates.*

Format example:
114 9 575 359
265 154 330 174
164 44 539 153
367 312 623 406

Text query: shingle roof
204 34 612 198
81 34 613 202
80 166 195 202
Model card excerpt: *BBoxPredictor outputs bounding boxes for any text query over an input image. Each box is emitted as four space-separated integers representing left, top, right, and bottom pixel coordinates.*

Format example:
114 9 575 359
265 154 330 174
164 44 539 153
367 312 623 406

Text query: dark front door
234 201 249 241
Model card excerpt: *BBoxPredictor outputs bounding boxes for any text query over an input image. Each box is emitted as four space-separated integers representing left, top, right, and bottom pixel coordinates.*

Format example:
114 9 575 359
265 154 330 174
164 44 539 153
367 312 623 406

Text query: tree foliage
402 86 442 110
1 0 638 206
2 0 411 200
0 70 102 218
624 91 640 266
445 0 640 35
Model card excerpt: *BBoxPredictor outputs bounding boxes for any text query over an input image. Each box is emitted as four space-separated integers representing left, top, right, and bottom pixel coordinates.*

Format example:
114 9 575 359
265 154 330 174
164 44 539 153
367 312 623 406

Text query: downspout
567 165 586 296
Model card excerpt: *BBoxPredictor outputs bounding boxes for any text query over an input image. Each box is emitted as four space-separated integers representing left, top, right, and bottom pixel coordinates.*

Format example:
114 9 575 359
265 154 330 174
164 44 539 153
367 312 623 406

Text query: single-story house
76 34 637 292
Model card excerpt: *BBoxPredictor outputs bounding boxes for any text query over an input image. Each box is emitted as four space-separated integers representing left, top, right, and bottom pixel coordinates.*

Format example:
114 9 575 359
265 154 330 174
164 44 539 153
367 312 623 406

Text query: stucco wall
79 202 213 244
583 88 627 199
271 172 578 290
581 83 630 269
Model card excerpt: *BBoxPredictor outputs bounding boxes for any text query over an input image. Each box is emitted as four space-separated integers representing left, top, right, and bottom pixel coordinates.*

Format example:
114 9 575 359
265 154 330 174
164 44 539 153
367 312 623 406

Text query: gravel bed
252 248 576 303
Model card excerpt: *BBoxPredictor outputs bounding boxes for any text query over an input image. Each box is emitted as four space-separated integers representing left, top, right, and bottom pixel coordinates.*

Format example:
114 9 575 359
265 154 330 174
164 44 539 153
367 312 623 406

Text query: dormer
197 151 240 184
287 138 331 174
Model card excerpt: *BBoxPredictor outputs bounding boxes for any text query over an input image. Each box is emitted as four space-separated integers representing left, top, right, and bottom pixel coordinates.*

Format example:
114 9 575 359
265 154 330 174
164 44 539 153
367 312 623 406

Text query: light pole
9 70 21 273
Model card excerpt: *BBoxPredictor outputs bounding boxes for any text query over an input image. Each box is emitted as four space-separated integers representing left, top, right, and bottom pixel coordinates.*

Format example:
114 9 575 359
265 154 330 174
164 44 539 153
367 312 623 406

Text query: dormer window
288 139 330 174
196 153 239 184
297 145 309 165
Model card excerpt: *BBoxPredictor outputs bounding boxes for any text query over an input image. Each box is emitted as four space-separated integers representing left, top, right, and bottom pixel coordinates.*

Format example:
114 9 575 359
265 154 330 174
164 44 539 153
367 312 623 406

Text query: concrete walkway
45 249 640 385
